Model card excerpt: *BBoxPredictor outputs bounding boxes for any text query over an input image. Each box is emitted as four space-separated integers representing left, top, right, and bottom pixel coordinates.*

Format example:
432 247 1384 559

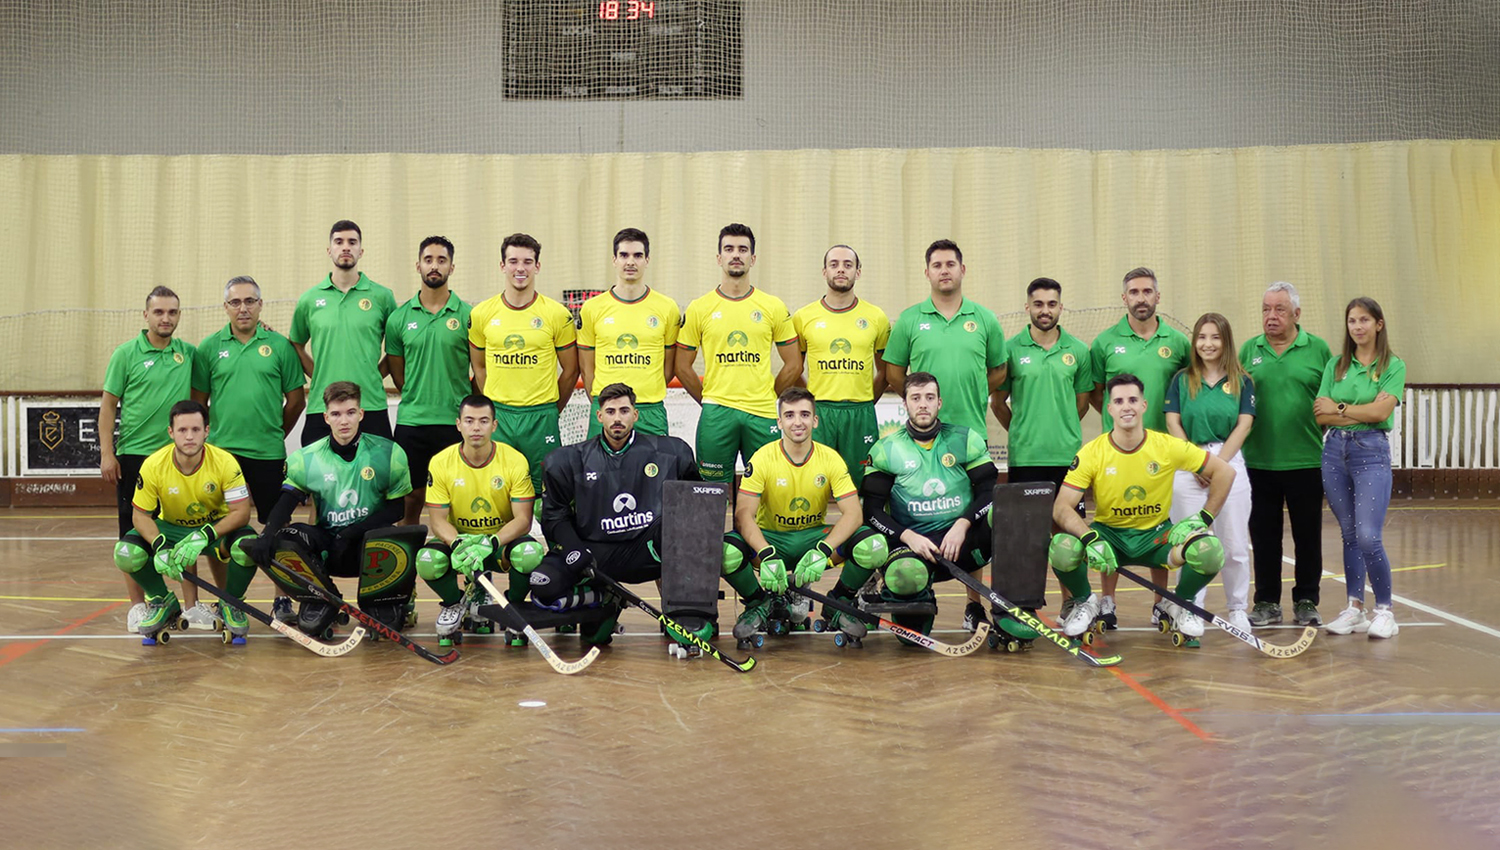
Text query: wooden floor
2 502 1498 850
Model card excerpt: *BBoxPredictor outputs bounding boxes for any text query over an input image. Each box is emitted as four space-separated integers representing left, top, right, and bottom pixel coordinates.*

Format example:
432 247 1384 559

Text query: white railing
1393 385 1500 470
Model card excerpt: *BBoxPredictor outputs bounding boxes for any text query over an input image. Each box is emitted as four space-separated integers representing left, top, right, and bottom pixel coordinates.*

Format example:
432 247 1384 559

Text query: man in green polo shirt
1239 281 1333 627
1087 266 1190 626
290 219 398 445
387 236 475 524
100 285 197 631
883 239 1006 630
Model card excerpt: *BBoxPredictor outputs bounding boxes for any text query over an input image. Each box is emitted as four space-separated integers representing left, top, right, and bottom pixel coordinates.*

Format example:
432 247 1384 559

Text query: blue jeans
1321 429 1394 607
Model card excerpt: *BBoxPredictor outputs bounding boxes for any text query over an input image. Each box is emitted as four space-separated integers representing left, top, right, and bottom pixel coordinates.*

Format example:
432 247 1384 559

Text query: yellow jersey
679 286 796 419
468 291 577 406
132 443 249 528
577 287 680 403
425 441 536 535
1063 430 1208 530
739 440 856 533
793 297 890 402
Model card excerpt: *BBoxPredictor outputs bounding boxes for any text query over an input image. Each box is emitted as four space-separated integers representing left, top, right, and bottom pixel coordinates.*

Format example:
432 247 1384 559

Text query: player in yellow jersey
467 232 580 491
1049 374 1236 645
113 400 258 643
677 223 802 490
723 388 887 644
793 244 891 485
578 227 680 437
414 395 544 642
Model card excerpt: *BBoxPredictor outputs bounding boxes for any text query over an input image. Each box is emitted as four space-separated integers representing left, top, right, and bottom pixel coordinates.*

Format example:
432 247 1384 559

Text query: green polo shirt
289 272 397 414
1316 355 1406 432
999 326 1093 466
1163 370 1256 445
1089 315 1190 432
193 324 305 460
102 331 195 457
884 296 1007 435
1238 329 1331 469
385 291 475 426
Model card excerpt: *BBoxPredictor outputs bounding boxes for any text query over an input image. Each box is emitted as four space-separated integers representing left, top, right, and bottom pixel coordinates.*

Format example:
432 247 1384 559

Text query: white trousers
1170 444 1250 614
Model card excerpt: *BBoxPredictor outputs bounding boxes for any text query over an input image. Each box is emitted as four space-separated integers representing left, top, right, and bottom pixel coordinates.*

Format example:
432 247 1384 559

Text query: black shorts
301 408 393 446
1008 464 1085 517
233 455 287 525
879 522 992 576
394 424 462 492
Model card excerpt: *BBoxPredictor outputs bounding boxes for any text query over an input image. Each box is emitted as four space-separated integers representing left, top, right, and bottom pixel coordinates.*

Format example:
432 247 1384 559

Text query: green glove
166 525 217 577
452 534 495 577
794 541 834 586
1168 509 1215 546
1081 531 1118 575
757 546 788 593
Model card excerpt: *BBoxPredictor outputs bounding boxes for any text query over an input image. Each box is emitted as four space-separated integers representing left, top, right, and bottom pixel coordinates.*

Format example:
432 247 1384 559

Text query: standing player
386 236 474 525
676 223 802 489
1087 267 1190 627
792 244 890 485
578 228 680 437
100 286 197 631
724 387 883 643
113 401 257 642
1239 282 1332 627
468 233 579 493
290 220 398 444
413 395 542 641
193 275 307 622
1050 374 1234 645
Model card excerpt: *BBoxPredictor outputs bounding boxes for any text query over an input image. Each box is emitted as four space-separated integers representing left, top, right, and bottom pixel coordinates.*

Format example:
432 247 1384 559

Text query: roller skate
988 607 1039 653
763 593 804 637
810 583 867 647
1154 600 1204 648
463 578 497 637
665 613 715 659
1061 592 1106 644
733 597 773 649
218 600 249 646
138 593 183 645
297 598 341 640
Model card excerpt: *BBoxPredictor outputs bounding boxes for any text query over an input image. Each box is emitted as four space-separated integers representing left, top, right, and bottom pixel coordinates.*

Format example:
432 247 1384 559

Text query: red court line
0 601 126 669
1109 666 1214 742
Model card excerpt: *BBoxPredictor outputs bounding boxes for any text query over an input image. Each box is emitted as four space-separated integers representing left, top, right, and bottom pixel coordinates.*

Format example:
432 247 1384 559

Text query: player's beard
423 272 450 289
1130 302 1156 321
1030 314 1057 332
334 255 358 270
827 276 853 293
725 264 748 279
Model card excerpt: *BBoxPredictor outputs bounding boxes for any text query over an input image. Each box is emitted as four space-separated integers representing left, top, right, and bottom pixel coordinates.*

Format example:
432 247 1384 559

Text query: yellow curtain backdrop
1 139 1496 390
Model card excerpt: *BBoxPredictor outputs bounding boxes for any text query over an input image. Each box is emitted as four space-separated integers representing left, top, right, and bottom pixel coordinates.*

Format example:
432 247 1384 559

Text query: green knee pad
848 527 888 570
722 534 753 577
416 546 450 581
883 554 930 597
503 538 545 573
1048 533 1085 573
113 539 148 573
228 535 257 569
1183 533 1224 576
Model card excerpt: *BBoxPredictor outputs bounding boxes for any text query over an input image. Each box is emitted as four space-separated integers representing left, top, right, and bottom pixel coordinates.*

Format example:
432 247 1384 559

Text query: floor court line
1283 555 1500 641
0 601 124 669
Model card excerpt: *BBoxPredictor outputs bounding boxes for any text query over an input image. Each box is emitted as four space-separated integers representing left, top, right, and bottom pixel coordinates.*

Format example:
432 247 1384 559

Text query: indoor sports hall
2 3 1497 848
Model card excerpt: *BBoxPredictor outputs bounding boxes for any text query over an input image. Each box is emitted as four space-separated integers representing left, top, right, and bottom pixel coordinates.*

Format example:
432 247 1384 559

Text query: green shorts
811 400 878 486
695 403 779 484
586 398 668 439
493 402 561 491
1091 520 1175 569
123 521 251 560
759 527 831 564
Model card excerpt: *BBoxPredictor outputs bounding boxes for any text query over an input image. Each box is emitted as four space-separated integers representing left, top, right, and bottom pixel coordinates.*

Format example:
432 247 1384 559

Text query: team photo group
97 217 1407 665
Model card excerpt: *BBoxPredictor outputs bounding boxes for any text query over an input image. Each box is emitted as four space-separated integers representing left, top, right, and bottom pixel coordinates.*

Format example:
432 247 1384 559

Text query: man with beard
386 236 475 524
791 245 891 485
290 220 398 444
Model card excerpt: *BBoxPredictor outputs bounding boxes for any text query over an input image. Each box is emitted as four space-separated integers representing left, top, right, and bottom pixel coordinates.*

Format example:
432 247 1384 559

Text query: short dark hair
1123 267 1157 289
613 227 650 257
718 223 755 254
1105 373 1145 398
169 399 208 427
925 239 962 266
145 285 179 308
323 381 361 406
502 232 541 261
904 372 940 397
330 220 362 240
823 244 861 270
419 236 454 261
777 386 816 413
598 383 636 406
1026 277 1062 298
458 394 494 418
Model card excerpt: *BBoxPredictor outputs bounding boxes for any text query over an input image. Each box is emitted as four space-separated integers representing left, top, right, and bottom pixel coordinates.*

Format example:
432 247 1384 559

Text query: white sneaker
1164 601 1204 638
1324 603 1370 635
182 601 220 631
1061 593 1101 637
1367 607 1399 639
125 602 148 634
1225 609 1253 634
435 601 465 637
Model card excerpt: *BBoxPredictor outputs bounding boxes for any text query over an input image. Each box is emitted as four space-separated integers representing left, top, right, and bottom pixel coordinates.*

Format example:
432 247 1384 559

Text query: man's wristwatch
1337 402 1347 416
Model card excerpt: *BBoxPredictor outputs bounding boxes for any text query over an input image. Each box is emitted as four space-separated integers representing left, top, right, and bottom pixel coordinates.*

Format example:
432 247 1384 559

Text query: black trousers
115 454 149 537
1247 466 1324 606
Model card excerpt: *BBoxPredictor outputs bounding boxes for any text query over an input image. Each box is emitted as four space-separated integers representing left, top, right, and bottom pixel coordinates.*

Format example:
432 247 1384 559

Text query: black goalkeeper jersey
541 432 699 549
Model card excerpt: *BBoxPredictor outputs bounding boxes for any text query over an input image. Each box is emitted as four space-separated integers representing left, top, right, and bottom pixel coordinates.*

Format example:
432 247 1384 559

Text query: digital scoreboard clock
504 0 743 100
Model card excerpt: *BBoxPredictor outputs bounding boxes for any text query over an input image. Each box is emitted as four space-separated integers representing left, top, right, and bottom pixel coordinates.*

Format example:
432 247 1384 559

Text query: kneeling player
1050 374 1234 645
413 395 543 643
820 373 997 641
246 382 419 635
529 383 700 647
723 387 883 645
114 400 257 642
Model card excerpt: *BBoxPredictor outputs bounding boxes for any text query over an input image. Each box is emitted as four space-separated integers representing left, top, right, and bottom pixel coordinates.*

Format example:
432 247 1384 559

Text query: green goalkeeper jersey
866 422 990 534
283 435 412 530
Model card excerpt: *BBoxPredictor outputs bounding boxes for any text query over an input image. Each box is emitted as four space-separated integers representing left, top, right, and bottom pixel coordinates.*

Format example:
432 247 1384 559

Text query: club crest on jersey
646 315 660 328
173 352 185 364
446 318 461 331
531 317 544 329
1222 384 1234 395
359 298 372 311
1062 353 1076 366
360 466 375 481
750 311 763 323
1146 462 1161 475
963 321 978 333
1158 346 1172 359
644 463 659 478
491 475 504 490
941 453 957 468
204 481 217 494
814 474 826 487
259 344 273 357
856 318 869 330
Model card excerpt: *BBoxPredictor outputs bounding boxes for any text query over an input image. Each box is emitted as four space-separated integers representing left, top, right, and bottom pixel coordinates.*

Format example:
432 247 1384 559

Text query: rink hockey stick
182 571 367 656
939 558 1123 668
475 574 600 675
584 568 757 673
790 584 987 656
1115 567 1317 658
271 559 460 665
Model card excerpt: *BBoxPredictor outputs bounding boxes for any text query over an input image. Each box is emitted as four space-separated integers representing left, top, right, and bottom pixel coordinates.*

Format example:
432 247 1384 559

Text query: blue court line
0 728 85 733
1198 712 1500 724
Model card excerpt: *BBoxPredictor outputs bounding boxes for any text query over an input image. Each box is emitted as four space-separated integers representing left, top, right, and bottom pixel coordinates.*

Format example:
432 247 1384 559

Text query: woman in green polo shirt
1314 297 1405 640
1165 313 1256 635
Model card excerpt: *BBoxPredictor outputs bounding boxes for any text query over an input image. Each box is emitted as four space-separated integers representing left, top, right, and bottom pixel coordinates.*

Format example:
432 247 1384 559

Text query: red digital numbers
599 0 655 20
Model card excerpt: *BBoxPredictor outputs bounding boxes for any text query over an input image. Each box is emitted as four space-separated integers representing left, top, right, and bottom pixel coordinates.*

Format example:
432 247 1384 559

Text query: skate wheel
833 632 847 648
338 612 350 625
157 630 171 644
1091 620 1106 635
753 634 766 648
322 628 335 640
221 630 233 645
1081 631 1095 646
812 619 827 633
1157 620 1171 634
1005 641 1020 653
986 632 1000 650
1171 632 1185 647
